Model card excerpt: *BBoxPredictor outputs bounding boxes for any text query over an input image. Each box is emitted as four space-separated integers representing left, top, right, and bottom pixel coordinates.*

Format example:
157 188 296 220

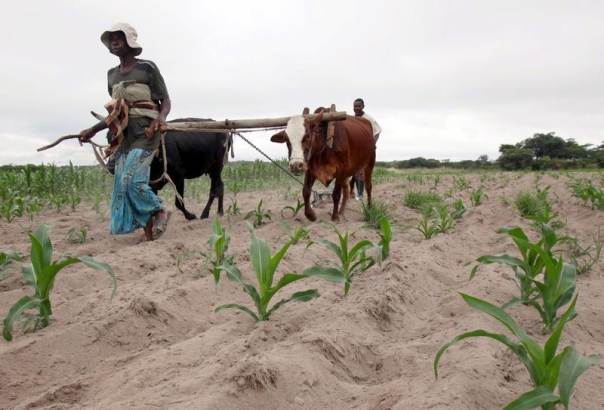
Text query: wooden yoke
162 111 347 132
37 110 348 152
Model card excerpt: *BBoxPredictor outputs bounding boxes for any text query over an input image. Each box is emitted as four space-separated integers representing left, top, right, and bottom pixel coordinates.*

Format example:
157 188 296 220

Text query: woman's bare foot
144 216 155 241
153 209 171 239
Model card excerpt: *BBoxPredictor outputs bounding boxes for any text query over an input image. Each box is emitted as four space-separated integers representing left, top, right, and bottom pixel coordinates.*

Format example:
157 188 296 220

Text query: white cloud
2 0 603 165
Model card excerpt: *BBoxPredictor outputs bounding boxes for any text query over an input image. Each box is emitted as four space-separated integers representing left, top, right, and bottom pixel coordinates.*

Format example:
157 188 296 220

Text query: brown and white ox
271 107 376 221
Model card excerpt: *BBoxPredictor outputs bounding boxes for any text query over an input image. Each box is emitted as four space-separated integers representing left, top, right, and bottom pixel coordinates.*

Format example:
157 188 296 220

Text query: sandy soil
0 172 603 410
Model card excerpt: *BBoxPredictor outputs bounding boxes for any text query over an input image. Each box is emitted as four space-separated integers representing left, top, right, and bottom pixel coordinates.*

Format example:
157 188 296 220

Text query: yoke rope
232 131 304 187
232 131 328 205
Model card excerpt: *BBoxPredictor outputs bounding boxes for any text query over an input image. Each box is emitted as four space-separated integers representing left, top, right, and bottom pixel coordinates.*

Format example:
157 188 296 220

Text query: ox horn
302 107 310 115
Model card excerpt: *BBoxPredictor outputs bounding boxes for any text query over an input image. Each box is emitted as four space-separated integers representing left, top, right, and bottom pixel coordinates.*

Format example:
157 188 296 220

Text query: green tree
497 145 534 170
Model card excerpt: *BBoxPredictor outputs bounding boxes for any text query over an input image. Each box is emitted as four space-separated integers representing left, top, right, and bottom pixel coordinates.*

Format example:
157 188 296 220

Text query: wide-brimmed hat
100 23 142 56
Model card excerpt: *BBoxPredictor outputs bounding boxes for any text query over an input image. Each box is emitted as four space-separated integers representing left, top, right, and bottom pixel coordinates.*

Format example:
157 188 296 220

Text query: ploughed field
0 166 603 409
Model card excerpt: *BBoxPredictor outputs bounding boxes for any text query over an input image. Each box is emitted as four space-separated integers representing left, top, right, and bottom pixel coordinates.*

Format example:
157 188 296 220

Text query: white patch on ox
285 116 306 167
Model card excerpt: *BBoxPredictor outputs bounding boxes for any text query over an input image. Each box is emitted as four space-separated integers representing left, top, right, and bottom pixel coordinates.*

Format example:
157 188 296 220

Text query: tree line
377 133 604 170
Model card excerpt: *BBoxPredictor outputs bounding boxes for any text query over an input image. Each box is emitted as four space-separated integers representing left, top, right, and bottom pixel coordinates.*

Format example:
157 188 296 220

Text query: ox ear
270 130 288 143
302 107 310 115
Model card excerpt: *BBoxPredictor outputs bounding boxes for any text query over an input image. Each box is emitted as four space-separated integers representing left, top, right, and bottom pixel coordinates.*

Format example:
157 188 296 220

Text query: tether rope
232 131 304 187
232 131 330 205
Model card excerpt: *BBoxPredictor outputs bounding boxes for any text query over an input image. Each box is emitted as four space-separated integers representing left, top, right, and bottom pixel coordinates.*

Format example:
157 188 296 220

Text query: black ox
149 118 231 220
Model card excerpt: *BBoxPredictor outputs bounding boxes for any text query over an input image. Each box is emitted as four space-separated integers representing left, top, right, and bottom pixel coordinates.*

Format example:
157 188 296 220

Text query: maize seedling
3 225 115 341
527 249 577 332
470 186 488 207
227 197 241 216
434 294 598 410
303 226 377 296
563 229 603 275
280 197 304 219
0 251 24 280
434 206 454 233
245 199 272 227
377 217 392 260
207 217 232 284
471 224 562 307
361 200 392 230
215 225 317 321
451 199 466 220
67 225 89 244
417 213 440 240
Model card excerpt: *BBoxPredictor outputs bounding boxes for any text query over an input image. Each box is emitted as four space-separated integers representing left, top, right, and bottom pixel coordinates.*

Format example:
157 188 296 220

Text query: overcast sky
2 0 603 165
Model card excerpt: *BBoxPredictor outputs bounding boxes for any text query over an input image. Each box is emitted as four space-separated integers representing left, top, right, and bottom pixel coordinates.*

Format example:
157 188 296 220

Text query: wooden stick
37 135 80 152
162 111 347 131
37 111 348 152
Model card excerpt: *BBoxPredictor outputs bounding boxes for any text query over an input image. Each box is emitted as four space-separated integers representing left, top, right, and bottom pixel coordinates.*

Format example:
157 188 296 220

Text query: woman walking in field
79 23 171 241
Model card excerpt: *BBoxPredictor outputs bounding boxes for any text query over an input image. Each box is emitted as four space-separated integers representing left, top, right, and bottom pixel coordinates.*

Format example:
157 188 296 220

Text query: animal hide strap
326 103 336 148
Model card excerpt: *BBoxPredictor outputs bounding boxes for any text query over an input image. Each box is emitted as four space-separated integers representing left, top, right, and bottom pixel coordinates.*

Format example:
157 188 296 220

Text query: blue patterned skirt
110 148 162 234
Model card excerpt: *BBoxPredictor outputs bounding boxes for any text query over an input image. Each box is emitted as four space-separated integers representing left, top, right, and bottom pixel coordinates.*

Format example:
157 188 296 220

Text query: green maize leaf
558 346 600 409
272 273 307 294
289 227 309 245
461 294 545 368
215 303 259 321
220 262 243 281
433 329 526 379
553 288 576 317
348 240 375 260
266 289 319 319
21 265 36 288
249 229 271 289
0 250 23 272
303 266 344 283
378 219 392 260
337 232 349 261
78 255 117 298
319 239 343 263
29 232 46 282
501 296 521 310
498 226 528 239
539 224 558 250
544 295 578 364
531 253 576 329
543 352 564 390
36 257 83 300
502 386 559 410
344 280 351 295
220 263 261 309
526 299 548 327
269 238 296 282
555 263 577 300
537 250 558 281
289 288 319 301
349 254 376 274
3 295 42 341
470 264 480 279
33 225 53 268
544 257 568 302
471 255 526 279
212 266 221 285
211 218 222 236
280 206 296 218
212 236 225 258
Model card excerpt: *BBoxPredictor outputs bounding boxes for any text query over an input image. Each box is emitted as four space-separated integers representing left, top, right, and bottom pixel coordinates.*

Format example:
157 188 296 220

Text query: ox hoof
305 211 317 222
331 215 340 222
185 213 197 221
200 214 210 220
